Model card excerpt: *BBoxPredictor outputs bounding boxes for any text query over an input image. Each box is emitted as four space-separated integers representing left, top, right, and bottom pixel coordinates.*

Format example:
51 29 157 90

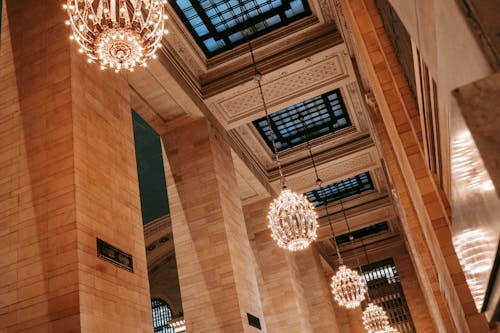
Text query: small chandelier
64 0 168 72
268 188 318 251
362 302 390 333
330 264 367 308
321 189 366 308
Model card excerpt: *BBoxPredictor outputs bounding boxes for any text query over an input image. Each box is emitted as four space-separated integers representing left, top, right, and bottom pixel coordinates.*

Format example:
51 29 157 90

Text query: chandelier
330 264 367 308
384 326 399 333
64 0 168 72
268 188 318 251
362 302 390 333
237 7 317 252
321 188 365 308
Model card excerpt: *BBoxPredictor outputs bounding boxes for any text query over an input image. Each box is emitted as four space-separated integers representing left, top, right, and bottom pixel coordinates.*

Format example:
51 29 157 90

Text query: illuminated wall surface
451 118 500 312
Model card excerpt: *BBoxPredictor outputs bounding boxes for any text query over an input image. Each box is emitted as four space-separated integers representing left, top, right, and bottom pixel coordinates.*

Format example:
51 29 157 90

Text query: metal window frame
152 298 175 333
170 0 311 57
305 172 374 207
362 258 417 333
253 89 351 152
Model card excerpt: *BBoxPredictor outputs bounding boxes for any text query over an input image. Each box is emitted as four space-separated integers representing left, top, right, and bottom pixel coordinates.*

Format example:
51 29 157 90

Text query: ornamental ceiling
133 0 401 273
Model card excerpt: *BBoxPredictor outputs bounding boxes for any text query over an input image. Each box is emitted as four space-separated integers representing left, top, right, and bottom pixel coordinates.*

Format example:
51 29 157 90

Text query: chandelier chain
239 0 317 252
298 118 343 263
242 3 286 189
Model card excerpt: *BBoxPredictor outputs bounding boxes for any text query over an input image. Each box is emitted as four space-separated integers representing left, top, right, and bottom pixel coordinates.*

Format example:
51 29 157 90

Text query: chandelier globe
362 302 390 333
268 188 318 251
330 264 367 308
64 0 168 72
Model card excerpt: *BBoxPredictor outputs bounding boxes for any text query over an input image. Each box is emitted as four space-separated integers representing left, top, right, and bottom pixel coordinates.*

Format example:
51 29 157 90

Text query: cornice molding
201 26 342 97
207 44 353 128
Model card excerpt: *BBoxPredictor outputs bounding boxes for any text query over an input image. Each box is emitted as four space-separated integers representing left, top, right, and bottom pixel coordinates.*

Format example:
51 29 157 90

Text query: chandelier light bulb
267 188 318 251
362 303 390 333
330 265 367 308
64 0 168 72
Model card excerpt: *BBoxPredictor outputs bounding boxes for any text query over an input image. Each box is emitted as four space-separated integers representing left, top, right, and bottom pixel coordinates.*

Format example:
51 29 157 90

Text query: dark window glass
362 259 417 333
253 89 351 152
305 172 373 207
151 298 175 333
171 0 311 57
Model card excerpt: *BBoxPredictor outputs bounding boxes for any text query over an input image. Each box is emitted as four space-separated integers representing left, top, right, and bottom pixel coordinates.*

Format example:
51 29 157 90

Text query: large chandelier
330 264 367 308
268 189 318 251
240 12 317 251
362 302 390 333
64 0 168 72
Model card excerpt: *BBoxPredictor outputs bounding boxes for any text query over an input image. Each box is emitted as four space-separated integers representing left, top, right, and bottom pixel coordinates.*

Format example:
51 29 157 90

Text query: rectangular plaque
247 313 261 329
96 238 134 272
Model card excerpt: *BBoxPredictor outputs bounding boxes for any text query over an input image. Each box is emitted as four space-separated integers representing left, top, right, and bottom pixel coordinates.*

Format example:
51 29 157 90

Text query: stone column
161 118 267 333
244 199 315 333
340 0 491 331
1 0 152 332
295 245 341 332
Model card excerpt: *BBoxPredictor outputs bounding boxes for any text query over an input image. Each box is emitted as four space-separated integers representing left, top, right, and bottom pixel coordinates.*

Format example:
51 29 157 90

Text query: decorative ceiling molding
275 150 381 195
269 139 380 188
316 194 396 239
207 44 354 129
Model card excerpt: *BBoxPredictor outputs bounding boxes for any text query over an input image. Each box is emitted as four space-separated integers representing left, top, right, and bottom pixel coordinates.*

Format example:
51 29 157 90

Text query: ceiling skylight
253 89 351 152
305 172 374 206
171 0 311 57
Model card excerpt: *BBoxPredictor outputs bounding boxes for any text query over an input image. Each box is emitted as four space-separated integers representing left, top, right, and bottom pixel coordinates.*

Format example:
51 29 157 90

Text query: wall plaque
97 238 134 272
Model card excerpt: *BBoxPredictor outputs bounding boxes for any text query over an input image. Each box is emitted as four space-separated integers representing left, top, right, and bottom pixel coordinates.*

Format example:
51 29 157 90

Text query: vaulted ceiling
136 0 401 281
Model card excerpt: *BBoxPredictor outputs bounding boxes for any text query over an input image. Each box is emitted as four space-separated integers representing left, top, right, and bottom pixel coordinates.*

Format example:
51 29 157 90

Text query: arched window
151 298 174 333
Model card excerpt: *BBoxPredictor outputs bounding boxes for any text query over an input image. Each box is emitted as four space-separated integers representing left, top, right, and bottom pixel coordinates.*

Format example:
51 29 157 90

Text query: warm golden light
453 229 497 311
268 188 318 251
64 0 168 72
330 265 367 308
362 303 389 333
451 128 499 311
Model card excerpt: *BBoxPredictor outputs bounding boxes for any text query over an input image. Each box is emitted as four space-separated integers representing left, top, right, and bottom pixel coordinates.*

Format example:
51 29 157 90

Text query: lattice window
305 172 373 207
253 89 351 152
151 298 174 333
362 259 416 333
171 0 311 57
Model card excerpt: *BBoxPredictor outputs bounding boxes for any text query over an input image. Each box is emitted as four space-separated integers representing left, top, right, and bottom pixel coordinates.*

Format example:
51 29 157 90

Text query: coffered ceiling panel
271 145 381 194
206 44 355 128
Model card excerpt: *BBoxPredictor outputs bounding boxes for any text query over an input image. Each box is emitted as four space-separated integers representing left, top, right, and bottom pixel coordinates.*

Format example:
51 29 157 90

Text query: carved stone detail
346 81 369 131
276 151 377 193
318 0 335 23
209 45 353 128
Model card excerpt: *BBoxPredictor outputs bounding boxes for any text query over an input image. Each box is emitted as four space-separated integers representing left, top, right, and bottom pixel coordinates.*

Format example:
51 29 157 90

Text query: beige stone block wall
0 1 152 331
162 119 266 333
340 0 492 331
244 199 341 333
294 245 341 332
